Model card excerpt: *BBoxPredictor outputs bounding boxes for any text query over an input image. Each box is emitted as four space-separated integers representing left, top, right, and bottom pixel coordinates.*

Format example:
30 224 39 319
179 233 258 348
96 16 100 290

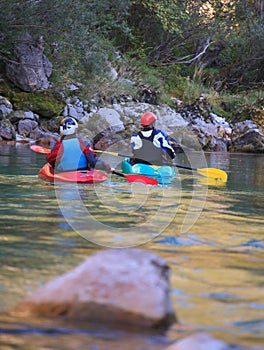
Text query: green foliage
161 71 212 106
0 0 132 85
135 0 187 34
203 89 264 124
0 0 263 122
215 17 264 85
131 59 161 87
161 65 186 93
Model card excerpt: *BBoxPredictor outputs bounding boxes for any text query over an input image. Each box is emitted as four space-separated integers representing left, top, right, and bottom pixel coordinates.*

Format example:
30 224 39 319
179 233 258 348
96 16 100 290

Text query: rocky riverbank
0 32 263 154
1 92 264 154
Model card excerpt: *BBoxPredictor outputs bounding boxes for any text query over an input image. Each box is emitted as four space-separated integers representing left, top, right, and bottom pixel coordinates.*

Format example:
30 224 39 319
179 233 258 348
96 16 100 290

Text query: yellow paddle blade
197 176 227 187
197 167 228 182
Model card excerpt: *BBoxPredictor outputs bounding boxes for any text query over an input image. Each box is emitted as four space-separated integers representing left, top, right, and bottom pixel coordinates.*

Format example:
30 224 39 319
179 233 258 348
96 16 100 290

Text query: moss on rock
252 114 264 134
0 79 13 97
10 90 64 118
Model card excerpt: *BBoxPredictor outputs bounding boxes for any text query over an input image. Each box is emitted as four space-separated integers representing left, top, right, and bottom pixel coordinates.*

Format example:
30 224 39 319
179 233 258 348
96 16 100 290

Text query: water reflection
0 145 263 349
228 154 264 190
54 180 183 247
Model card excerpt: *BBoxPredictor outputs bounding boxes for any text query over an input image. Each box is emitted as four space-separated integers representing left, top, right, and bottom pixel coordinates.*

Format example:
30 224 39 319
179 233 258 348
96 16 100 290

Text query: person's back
130 112 176 166
47 117 111 172
56 135 88 171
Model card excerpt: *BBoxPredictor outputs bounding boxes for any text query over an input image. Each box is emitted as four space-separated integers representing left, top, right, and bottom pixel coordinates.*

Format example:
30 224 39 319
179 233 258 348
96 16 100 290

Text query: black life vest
133 130 163 165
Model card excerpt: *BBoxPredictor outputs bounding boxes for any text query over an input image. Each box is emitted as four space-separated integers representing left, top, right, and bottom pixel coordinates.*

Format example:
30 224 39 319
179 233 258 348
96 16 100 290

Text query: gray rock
97 107 125 133
0 96 13 118
230 121 264 153
24 111 38 121
0 119 15 140
11 249 176 330
18 119 38 137
6 33 52 92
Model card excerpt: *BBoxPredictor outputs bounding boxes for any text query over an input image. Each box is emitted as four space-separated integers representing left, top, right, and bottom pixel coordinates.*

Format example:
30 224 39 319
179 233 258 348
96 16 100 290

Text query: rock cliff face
6 33 52 92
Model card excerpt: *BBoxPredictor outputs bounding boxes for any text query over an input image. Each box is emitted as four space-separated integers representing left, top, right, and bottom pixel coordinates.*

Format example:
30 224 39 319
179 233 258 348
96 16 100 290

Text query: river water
0 144 263 350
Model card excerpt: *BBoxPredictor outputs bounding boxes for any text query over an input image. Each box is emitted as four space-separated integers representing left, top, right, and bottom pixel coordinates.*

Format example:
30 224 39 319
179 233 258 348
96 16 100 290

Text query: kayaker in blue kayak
46 117 111 172
130 112 176 166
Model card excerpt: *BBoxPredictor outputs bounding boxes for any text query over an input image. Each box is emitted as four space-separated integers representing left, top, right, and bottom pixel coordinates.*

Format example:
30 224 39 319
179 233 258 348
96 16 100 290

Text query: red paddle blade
30 145 51 154
123 174 159 185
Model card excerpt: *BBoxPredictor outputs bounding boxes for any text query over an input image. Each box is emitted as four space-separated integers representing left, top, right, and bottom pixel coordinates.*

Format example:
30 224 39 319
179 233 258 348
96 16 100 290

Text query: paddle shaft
95 149 209 171
112 170 127 178
169 163 197 171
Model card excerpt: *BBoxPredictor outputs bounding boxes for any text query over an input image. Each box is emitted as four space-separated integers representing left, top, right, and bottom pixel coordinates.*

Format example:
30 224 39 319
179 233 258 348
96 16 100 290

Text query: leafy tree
125 0 264 90
0 0 263 95
0 0 132 84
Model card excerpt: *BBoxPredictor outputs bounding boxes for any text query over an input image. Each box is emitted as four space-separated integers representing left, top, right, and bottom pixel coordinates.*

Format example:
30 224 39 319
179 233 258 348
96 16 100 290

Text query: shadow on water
0 311 177 350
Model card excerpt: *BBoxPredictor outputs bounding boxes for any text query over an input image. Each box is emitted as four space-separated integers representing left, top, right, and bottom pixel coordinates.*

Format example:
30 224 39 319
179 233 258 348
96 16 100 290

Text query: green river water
0 144 263 350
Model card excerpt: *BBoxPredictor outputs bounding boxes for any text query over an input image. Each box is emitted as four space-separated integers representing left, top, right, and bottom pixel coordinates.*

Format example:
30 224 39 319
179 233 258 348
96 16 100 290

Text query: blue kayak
122 158 175 184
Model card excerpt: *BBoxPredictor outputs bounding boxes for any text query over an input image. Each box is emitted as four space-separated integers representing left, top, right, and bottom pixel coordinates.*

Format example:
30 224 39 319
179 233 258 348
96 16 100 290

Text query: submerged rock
166 333 227 350
12 249 177 331
166 332 263 350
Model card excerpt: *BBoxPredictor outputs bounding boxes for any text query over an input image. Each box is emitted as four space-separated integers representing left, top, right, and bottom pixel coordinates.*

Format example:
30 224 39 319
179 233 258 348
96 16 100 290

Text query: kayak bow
38 163 108 183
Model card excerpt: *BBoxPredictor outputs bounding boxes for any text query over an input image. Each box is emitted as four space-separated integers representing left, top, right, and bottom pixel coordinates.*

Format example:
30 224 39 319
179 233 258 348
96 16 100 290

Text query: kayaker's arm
155 130 176 160
82 144 111 173
46 142 63 168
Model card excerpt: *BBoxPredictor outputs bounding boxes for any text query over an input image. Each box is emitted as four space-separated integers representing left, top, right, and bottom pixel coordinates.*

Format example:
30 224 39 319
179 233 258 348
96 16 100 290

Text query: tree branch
175 39 214 64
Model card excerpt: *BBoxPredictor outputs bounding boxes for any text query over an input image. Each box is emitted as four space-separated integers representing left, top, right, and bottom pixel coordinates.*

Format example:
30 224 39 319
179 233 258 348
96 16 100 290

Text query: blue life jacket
56 138 88 171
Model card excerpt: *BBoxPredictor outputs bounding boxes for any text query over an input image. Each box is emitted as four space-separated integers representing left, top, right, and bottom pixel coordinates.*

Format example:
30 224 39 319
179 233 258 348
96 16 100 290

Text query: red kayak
38 163 108 183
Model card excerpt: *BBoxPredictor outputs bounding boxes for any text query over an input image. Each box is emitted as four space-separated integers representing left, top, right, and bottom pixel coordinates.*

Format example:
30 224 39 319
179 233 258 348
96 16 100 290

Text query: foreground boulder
12 249 176 330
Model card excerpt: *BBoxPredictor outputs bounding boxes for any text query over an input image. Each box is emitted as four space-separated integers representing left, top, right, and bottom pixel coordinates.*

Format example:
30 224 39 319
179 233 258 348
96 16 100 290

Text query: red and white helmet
140 112 157 127
60 117 78 136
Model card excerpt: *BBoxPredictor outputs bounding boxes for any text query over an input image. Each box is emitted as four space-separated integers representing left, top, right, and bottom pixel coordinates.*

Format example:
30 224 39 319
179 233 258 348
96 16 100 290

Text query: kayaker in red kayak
47 117 111 172
130 112 176 166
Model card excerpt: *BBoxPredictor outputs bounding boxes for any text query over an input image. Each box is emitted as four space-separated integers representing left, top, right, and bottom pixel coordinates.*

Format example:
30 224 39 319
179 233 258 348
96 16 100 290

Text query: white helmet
60 117 78 136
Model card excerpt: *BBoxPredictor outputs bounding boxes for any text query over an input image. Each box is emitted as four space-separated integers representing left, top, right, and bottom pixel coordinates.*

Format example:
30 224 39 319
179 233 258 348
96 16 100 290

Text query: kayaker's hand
162 154 173 165
105 164 112 173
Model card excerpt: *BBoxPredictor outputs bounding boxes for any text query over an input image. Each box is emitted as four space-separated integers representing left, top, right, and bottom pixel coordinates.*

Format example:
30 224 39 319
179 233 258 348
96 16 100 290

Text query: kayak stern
122 158 175 184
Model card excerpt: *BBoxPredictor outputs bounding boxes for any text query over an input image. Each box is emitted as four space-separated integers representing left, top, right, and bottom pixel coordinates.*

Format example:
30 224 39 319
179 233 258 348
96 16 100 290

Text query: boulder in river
12 249 177 331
